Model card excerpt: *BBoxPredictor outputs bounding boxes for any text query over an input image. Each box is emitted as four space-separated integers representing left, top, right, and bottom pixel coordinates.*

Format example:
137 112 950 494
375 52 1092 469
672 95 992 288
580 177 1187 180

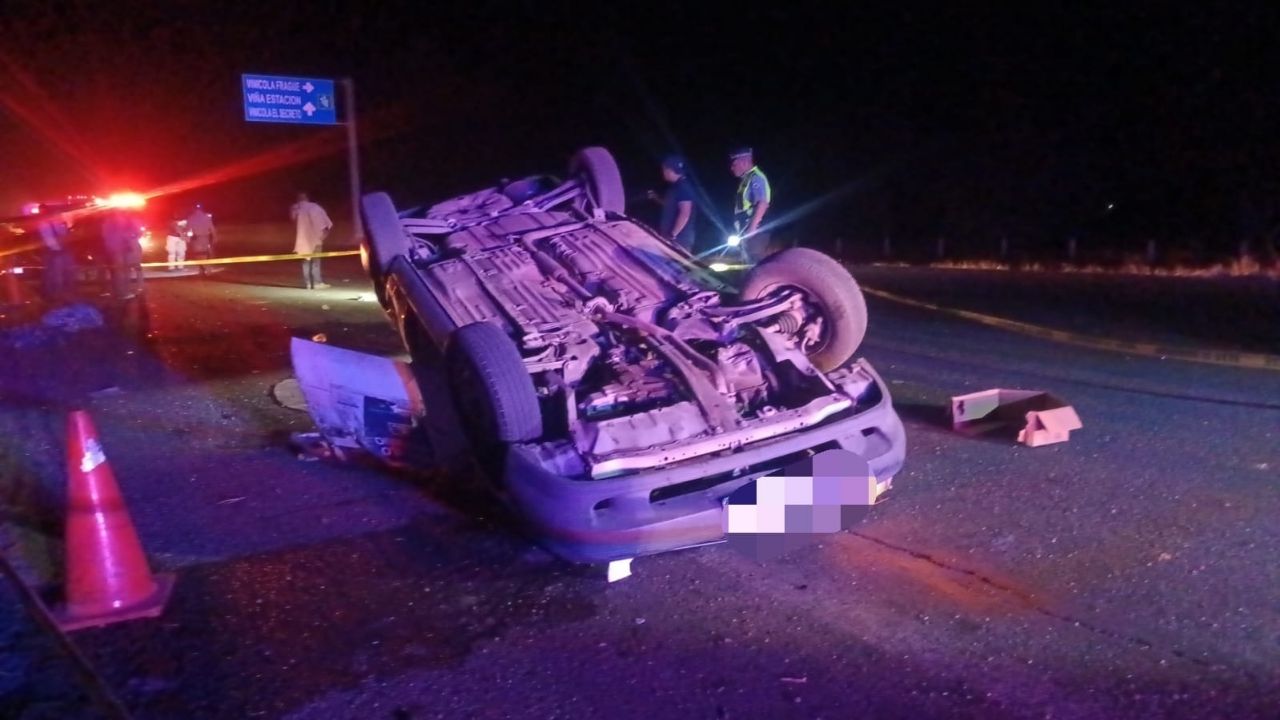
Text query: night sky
3 2 1279 260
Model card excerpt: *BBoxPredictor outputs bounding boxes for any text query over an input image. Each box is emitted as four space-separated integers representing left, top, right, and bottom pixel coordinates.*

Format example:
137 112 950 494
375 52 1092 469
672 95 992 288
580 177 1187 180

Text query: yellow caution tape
0 241 42 261
129 246 1280 371
139 249 359 269
861 285 1280 373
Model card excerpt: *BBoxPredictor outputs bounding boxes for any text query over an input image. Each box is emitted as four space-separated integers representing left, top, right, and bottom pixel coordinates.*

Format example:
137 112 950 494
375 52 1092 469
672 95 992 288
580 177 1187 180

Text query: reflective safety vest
735 166 772 219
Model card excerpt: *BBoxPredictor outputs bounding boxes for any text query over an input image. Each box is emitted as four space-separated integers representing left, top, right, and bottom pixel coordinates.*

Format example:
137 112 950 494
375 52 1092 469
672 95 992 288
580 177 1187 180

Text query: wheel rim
767 283 834 356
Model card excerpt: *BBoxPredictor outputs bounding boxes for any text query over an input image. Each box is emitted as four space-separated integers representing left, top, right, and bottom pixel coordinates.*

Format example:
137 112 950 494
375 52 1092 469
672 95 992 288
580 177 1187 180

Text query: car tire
360 191 411 308
568 147 625 215
740 248 868 372
445 322 543 445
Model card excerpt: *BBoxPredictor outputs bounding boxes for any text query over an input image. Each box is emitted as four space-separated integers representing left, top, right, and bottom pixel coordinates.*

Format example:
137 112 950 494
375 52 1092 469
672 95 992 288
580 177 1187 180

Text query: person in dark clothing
36 213 75 303
186 204 218 276
647 155 698 252
101 210 144 300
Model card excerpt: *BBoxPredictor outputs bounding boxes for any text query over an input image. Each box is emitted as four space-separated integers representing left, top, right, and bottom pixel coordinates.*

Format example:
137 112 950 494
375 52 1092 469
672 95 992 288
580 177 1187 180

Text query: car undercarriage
359 147 907 562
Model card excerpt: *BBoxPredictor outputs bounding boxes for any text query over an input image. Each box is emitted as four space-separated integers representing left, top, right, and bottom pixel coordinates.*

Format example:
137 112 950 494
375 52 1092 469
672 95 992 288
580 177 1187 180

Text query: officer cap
662 154 687 174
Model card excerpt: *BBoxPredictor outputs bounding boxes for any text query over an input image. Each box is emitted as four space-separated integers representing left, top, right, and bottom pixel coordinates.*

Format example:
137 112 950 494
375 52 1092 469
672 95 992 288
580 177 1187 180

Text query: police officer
101 209 144 300
186 203 218 276
729 147 772 262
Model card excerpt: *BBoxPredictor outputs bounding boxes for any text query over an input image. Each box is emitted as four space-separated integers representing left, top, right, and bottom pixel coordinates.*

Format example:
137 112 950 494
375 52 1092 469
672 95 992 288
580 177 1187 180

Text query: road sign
241 74 337 125
240 73 362 242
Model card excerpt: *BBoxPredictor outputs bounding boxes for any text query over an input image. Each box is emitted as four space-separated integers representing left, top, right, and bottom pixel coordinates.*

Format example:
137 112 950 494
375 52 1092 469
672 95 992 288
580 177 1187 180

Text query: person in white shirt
289 192 333 289
166 217 188 271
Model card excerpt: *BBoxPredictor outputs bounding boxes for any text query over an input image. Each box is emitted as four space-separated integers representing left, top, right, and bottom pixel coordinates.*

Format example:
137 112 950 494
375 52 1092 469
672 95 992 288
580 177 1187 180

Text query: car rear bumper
503 359 907 563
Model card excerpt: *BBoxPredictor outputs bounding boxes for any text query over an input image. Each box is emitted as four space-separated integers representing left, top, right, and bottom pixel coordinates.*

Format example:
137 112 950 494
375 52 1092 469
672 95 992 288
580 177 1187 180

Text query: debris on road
311 333 328 343
216 496 246 506
607 558 633 582
0 303 105 349
950 388 1082 447
289 431 340 462
42 303 104 332
289 338 432 469
780 676 808 684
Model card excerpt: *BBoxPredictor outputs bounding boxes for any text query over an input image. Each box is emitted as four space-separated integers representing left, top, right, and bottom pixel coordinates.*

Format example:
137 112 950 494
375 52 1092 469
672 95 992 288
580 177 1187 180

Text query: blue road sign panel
242 74 338 125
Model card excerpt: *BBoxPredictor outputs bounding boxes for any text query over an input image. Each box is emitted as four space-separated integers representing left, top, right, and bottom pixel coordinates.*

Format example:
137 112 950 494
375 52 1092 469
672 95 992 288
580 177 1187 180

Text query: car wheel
568 147 625 215
360 191 411 308
740 248 868 372
445 322 543 445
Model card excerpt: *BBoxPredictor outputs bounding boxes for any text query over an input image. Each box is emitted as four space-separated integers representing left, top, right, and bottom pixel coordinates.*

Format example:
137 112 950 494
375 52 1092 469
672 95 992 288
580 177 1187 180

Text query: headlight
726 234 742 247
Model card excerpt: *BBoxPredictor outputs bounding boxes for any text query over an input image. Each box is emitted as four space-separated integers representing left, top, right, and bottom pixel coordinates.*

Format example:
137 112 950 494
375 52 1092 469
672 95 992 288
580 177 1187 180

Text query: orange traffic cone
54 410 174 631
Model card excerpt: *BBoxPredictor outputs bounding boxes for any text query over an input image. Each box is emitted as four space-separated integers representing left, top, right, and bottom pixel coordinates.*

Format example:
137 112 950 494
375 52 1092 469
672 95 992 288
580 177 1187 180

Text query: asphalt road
853 265 1280 355
2 255 1277 719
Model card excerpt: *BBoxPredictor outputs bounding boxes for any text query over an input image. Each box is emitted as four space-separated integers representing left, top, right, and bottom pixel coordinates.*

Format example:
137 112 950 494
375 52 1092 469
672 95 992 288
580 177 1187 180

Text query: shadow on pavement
0 295 157 407
895 401 1027 446
893 401 951 430
205 275 307 290
74 517 594 720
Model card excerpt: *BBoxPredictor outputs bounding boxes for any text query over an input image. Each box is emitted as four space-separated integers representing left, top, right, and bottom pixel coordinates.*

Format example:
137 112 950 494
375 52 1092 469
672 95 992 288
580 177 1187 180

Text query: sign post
241 73 362 244
341 78 363 244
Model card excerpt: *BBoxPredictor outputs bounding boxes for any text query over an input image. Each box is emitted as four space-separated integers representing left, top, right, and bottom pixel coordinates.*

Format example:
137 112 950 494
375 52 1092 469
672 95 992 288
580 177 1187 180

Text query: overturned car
359 147 906 563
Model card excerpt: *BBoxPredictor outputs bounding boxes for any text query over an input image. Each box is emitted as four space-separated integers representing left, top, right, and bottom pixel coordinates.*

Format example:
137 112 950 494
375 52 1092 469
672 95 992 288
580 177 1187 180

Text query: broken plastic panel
949 388 1082 447
606 558 633 582
289 337 434 468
